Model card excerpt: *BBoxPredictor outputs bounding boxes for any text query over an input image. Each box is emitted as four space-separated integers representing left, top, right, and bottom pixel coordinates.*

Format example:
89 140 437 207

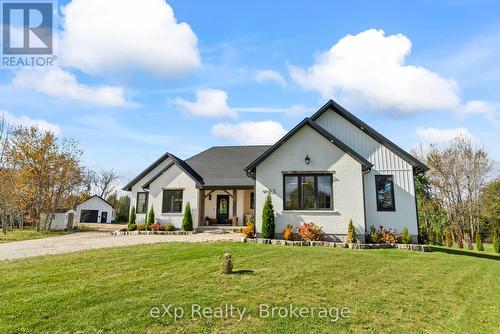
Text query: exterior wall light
305 155 311 165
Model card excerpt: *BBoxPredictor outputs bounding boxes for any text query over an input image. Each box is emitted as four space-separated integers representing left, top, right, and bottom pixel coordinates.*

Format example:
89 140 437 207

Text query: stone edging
112 230 196 236
241 238 431 252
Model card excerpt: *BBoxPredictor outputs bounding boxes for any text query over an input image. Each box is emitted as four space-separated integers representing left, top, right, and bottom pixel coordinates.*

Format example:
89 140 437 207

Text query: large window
162 189 183 213
283 174 333 210
136 192 148 214
375 175 395 211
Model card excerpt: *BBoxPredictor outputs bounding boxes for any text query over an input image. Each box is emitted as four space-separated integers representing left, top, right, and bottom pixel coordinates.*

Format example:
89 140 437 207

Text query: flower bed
241 238 431 252
112 230 196 236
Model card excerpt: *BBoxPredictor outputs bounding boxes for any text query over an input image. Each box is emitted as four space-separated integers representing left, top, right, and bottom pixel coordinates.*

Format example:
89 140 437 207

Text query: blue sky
1 0 499 184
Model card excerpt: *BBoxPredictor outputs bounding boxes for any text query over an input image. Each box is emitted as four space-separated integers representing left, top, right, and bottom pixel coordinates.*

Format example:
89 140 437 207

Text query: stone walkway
0 231 241 261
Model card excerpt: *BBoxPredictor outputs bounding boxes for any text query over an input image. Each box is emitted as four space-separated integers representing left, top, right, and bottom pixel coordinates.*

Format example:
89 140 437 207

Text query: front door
101 212 108 224
66 212 74 230
216 195 229 224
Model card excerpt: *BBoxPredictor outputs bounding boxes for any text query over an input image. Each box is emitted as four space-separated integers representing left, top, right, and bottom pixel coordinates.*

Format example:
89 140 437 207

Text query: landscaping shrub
146 207 155 231
297 222 323 241
347 219 357 243
159 224 166 231
400 227 411 244
128 206 136 230
367 225 381 243
220 253 233 275
136 223 146 231
165 223 175 231
261 193 275 239
493 230 500 254
242 220 255 238
476 233 483 251
428 229 436 245
119 227 127 232
282 224 293 241
379 226 399 244
445 230 453 248
182 202 193 231
152 222 160 232
127 223 137 231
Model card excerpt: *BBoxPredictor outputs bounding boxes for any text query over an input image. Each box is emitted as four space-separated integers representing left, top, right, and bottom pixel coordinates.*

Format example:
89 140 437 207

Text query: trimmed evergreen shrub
261 193 275 239
127 223 137 231
445 230 453 248
493 231 500 254
347 219 357 243
182 202 193 231
146 207 155 231
367 225 381 243
400 227 411 244
165 223 174 231
127 206 136 230
476 232 483 251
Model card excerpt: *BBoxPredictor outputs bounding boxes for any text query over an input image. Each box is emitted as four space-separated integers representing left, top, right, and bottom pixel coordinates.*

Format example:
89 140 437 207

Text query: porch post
232 189 237 226
199 189 205 226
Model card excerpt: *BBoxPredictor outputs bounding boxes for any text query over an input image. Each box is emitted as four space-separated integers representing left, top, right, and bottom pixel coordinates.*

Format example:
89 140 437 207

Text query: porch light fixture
305 155 311 165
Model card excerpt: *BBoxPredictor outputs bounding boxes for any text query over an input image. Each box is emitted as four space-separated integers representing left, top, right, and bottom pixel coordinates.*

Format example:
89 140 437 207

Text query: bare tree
94 169 120 199
426 137 493 241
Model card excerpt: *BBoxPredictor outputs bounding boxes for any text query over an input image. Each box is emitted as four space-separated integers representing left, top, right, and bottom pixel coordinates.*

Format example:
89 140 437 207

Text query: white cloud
172 89 237 118
60 0 200 76
416 127 479 144
456 100 500 128
289 29 461 112
1 110 61 135
254 70 286 87
12 67 130 107
211 120 287 145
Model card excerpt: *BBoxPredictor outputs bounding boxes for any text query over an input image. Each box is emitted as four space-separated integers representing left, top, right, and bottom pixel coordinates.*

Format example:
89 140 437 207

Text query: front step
197 226 243 234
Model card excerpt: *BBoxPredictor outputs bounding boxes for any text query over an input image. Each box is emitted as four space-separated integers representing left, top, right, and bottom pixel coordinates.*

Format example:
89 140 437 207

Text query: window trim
136 192 148 214
282 174 333 211
375 174 396 212
162 189 184 213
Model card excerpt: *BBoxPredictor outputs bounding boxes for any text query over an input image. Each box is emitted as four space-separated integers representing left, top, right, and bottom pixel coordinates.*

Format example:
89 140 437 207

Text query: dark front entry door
80 210 98 223
216 195 229 224
101 212 108 224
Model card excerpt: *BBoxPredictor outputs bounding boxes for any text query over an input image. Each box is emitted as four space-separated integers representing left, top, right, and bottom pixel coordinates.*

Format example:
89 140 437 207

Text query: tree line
0 116 130 233
413 137 499 249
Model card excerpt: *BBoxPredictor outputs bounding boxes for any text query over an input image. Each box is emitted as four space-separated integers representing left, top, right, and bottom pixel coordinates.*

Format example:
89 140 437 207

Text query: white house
75 195 115 224
123 100 427 242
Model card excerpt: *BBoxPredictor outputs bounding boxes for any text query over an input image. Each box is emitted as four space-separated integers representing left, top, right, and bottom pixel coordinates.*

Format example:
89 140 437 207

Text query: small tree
400 227 411 244
347 219 357 243
435 229 443 246
493 230 500 254
146 207 155 231
445 230 453 248
455 231 464 249
182 202 193 231
476 232 483 251
128 206 136 230
261 193 275 239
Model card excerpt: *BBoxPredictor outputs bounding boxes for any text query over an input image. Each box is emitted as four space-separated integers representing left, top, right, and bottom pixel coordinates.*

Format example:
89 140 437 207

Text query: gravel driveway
0 231 241 261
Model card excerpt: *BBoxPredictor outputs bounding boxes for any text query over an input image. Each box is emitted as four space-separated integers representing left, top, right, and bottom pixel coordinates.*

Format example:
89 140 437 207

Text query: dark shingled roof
186 146 270 188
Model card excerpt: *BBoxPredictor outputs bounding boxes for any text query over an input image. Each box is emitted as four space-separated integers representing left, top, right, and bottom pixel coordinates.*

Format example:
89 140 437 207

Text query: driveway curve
0 231 241 261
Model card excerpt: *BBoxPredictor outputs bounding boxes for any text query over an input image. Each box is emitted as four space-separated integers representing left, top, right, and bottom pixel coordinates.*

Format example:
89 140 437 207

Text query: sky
1 0 499 186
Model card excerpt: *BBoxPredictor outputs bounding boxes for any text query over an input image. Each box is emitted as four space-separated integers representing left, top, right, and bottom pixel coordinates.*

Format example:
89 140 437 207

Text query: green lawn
0 229 70 244
1 243 499 334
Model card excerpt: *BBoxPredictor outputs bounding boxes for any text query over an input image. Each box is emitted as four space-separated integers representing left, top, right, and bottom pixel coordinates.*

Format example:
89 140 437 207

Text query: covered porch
198 188 254 227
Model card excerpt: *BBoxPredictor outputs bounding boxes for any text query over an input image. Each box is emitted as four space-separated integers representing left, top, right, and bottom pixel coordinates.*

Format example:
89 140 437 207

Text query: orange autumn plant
242 220 255 238
282 224 293 240
297 222 323 241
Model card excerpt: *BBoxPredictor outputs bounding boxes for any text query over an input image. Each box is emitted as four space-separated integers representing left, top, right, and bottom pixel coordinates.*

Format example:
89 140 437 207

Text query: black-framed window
250 192 255 209
136 192 148 214
162 190 183 213
375 175 395 211
283 174 333 210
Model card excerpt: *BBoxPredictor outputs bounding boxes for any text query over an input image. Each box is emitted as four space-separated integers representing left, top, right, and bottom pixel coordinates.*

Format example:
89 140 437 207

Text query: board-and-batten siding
316 109 418 236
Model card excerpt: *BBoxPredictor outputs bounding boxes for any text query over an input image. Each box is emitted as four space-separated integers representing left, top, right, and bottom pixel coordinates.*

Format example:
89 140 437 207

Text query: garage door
80 210 98 223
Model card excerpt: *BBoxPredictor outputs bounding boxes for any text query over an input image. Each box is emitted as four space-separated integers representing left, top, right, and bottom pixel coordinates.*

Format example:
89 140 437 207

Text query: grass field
0 229 69 244
1 242 499 333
